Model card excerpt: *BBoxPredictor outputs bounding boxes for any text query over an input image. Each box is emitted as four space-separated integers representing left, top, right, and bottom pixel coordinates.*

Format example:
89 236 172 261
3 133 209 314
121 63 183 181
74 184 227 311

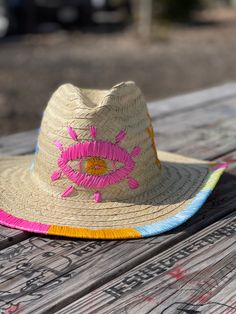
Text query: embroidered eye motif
51 126 141 203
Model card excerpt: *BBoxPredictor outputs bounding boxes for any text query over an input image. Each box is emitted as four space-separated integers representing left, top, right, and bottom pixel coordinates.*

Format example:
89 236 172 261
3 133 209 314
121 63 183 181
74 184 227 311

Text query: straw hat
0 82 227 239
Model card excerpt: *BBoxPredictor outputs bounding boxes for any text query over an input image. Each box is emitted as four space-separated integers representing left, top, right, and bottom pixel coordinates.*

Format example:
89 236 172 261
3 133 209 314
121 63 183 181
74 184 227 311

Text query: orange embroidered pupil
85 157 107 175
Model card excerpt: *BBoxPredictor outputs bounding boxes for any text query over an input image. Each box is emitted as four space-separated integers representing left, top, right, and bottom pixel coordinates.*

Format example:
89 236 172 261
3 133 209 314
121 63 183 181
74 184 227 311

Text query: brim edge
0 163 227 239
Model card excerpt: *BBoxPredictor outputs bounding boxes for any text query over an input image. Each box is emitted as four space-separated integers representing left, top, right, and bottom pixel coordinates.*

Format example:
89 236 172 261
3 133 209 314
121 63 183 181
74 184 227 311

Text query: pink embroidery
128 177 139 189
61 186 74 198
51 170 62 181
90 126 97 139
57 141 136 188
131 146 141 157
51 126 141 202
68 127 78 141
94 191 102 203
115 130 126 143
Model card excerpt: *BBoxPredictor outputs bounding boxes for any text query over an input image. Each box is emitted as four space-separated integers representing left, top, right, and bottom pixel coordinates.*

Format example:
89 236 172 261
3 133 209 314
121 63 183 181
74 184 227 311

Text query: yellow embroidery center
85 157 107 175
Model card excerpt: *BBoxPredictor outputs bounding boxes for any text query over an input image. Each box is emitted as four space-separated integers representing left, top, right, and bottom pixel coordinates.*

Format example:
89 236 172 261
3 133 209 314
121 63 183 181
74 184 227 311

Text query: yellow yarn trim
85 157 107 176
147 126 161 168
48 225 142 239
202 168 225 191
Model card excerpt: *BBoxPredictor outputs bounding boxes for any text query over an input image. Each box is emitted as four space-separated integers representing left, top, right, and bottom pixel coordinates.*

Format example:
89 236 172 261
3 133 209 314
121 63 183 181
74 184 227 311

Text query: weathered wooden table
0 83 236 314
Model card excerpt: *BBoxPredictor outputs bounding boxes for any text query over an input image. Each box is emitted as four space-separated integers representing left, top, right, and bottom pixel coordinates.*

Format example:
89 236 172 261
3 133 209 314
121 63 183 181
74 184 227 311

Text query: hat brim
0 151 226 239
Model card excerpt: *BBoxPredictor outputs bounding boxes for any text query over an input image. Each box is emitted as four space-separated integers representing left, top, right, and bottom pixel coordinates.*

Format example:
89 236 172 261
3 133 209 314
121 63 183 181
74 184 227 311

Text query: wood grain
0 226 29 250
155 98 236 159
148 82 236 118
56 212 236 314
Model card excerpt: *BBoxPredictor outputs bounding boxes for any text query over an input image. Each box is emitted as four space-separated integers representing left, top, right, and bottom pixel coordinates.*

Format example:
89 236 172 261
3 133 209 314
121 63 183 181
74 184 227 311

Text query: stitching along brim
0 163 227 239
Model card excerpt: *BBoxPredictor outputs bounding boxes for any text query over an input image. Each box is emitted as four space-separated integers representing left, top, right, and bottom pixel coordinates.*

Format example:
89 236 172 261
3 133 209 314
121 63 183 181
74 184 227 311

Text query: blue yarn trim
135 189 212 237
135 167 225 237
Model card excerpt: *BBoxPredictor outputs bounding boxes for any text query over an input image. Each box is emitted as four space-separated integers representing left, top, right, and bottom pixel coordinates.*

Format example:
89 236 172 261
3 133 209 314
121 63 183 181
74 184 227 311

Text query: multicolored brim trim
0 163 227 239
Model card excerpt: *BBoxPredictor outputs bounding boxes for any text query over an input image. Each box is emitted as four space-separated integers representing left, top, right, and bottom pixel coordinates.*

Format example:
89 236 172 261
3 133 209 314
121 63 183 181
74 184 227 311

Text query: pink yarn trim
115 130 126 143
0 209 50 234
90 126 97 139
61 186 75 197
68 127 78 141
212 163 228 170
58 140 135 189
94 191 102 203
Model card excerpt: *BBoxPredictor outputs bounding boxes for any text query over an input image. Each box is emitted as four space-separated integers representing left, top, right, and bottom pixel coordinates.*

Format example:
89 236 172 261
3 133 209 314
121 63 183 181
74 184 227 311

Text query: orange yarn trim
48 225 142 239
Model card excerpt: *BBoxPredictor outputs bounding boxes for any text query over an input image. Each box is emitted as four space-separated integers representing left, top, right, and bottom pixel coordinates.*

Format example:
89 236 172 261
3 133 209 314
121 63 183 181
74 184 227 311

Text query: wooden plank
0 169 236 313
0 226 29 250
0 130 38 156
56 212 236 314
148 82 236 118
156 98 236 159
158 118 236 160
155 97 236 134
216 150 236 175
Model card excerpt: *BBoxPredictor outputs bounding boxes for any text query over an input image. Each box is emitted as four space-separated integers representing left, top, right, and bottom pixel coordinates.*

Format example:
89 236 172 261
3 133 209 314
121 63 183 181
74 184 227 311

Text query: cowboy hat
0 82 227 239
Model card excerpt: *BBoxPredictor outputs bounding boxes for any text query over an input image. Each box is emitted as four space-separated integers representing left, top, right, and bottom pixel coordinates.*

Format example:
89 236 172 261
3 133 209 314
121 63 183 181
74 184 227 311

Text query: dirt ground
1 8 236 136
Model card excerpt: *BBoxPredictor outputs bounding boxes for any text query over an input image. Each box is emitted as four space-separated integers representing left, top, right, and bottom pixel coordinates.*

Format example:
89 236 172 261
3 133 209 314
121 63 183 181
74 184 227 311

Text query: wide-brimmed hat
0 82 227 239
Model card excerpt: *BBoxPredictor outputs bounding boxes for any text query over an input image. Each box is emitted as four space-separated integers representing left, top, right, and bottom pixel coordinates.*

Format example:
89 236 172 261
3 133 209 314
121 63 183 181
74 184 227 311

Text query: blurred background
0 0 236 135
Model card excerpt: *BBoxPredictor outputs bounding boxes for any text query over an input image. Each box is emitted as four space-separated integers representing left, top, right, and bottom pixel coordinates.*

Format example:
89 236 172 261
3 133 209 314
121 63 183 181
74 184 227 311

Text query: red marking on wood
137 294 155 302
169 265 186 280
192 280 215 304
196 293 212 303
220 154 236 164
3 303 21 314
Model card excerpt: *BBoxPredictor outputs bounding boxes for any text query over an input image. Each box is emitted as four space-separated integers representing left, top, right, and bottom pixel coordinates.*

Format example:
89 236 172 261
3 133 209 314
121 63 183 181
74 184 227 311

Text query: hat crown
32 82 161 202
